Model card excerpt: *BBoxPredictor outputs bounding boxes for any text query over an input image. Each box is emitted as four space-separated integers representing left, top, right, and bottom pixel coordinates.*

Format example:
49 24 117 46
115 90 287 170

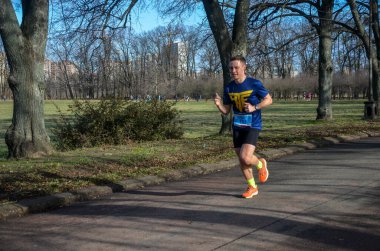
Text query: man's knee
239 155 251 167
239 152 259 167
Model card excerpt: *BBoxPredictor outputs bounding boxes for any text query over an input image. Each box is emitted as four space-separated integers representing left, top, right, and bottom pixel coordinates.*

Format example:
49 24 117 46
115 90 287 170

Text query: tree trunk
348 0 380 109
231 0 249 58
202 0 249 134
6 59 52 158
0 0 52 158
316 0 334 120
370 57 380 116
202 0 232 87
371 0 380 107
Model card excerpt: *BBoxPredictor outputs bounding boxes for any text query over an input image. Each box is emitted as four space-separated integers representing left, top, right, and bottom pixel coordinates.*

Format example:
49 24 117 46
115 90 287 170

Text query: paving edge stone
1 133 377 221
0 203 28 219
157 169 187 181
336 133 368 142
179 166 205 177
19 193 78 213
367 131 380 137
323 137 341 144
308 138 336 147
116 179 145 191
259 149 288 160
72 186 114 201
137 175 166 186
290 142 318 150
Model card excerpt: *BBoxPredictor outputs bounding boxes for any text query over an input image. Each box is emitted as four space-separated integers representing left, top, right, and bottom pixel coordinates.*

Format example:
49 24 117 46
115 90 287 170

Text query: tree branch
202 0 232 57
249 2 319 30
232 0 249 47
347 0 370 55
21 0 49 45
0 0 24 59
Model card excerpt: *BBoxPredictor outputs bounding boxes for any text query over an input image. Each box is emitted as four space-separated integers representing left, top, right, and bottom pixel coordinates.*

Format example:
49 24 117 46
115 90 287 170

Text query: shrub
53 99 183 150
123 100 184 141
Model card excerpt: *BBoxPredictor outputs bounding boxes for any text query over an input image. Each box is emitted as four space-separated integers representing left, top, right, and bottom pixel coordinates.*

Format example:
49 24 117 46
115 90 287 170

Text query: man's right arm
214 93 231 115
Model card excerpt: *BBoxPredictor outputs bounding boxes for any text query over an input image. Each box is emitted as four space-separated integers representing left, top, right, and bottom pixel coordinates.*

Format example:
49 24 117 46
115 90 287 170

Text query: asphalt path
1 137 380 251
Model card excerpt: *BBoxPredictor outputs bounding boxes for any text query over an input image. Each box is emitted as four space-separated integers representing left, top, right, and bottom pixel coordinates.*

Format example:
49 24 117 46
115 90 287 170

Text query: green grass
0 99 379 203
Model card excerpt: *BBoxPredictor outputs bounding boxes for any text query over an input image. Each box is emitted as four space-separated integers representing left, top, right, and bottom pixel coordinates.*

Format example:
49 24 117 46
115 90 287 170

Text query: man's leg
235 144 260 198
235 144 269 198
235 144 259 180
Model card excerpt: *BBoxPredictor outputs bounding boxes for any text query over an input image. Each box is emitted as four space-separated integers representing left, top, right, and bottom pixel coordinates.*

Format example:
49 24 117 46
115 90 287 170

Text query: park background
0 1 373 102
0 1 380 204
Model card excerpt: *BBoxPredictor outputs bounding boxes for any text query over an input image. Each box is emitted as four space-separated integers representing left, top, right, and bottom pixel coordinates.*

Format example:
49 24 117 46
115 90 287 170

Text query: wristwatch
255 104 260 110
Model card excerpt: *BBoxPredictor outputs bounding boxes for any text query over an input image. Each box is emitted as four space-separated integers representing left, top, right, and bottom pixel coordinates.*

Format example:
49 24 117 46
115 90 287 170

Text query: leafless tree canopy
0 0 379 157
1 0 377 103
52 0 141 33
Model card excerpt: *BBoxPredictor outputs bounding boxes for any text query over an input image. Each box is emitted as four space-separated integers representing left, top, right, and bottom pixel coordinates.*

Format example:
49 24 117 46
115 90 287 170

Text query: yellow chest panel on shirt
228 90 253 112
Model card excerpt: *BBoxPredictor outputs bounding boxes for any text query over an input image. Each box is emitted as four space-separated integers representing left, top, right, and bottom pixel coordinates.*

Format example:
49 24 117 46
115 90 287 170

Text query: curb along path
1 132 379 221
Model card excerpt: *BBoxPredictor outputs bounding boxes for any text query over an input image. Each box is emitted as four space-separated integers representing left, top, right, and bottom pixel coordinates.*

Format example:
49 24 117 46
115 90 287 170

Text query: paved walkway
1 137 380 251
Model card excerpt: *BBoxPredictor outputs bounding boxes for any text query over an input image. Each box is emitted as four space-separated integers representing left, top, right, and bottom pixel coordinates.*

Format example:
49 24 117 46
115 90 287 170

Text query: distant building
44 59 78 81
58 60 79 76
0 54 80 99
44 59 56 80
162 41 188 77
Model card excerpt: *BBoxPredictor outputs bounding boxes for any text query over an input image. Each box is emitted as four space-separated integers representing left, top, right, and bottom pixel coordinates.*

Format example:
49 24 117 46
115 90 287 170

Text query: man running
214 55 273 198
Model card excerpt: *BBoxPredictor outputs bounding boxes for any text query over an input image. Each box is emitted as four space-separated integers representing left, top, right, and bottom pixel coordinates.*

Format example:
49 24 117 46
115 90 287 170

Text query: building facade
162 41 188 78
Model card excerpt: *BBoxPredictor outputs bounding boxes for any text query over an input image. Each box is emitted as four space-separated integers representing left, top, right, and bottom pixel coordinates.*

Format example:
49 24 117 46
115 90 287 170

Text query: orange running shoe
242 185 258 199
258 158 269 183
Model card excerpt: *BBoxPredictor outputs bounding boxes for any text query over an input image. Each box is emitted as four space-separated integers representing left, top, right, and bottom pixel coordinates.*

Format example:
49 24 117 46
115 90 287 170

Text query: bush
53 99 183 150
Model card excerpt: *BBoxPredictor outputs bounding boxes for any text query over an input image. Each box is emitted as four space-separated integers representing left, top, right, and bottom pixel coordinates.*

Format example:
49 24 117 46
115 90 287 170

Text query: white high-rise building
162 41 188 77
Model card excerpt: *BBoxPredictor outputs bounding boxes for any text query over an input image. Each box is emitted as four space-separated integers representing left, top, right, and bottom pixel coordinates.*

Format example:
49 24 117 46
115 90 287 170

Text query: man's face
229 60 246 81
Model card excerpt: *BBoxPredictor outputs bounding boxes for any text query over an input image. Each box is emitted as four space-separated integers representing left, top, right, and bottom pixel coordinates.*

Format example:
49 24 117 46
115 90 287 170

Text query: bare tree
298 36 319 76
112 32 134 98
0 0 144 158
250 21 301 79
54 0 140 33
53 0 143 99
199 37 222 78
75 34 100 99
333 32 366 74
200 0 250 86
343 0 380 107
201 0 250 133
0 0 52 158
250 0 336 120
154 0 250 132
48 37 77 99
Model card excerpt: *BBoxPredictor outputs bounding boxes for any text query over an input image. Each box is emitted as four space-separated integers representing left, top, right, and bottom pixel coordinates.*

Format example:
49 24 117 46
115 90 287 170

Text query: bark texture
0 0 52 158
316 0 334 120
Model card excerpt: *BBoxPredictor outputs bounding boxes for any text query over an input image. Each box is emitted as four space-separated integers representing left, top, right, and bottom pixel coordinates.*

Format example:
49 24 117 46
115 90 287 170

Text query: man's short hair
230 55 246 65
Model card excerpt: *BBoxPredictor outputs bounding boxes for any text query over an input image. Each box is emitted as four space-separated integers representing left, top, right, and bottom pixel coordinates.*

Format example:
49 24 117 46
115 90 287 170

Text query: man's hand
244 102 254 113
214 93 222 107
214 93 231 115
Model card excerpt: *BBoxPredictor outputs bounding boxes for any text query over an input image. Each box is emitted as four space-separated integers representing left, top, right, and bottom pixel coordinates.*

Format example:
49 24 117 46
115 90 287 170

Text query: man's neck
234 76 247 84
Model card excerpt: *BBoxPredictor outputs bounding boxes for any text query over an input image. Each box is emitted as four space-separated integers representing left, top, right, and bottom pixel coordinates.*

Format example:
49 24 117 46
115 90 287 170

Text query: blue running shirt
223 77 269 130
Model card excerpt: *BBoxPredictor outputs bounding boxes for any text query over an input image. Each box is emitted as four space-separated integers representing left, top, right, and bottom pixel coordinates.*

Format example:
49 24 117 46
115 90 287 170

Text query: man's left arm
254 94 272 111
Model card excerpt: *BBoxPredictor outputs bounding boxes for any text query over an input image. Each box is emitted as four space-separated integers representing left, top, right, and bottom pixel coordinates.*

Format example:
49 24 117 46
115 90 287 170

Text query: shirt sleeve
223 85 232 105
255 80 269 99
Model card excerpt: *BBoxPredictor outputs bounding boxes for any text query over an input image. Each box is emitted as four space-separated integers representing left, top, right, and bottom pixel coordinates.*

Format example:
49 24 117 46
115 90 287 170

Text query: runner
214 55 273 198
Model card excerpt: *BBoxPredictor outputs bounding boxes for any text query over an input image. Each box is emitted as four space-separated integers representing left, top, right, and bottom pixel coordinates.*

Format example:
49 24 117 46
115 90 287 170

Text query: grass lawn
1 99 380 203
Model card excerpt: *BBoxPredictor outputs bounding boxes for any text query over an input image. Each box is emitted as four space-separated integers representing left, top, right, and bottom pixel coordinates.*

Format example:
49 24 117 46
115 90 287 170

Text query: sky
13 2 204 34
130 7 204 32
